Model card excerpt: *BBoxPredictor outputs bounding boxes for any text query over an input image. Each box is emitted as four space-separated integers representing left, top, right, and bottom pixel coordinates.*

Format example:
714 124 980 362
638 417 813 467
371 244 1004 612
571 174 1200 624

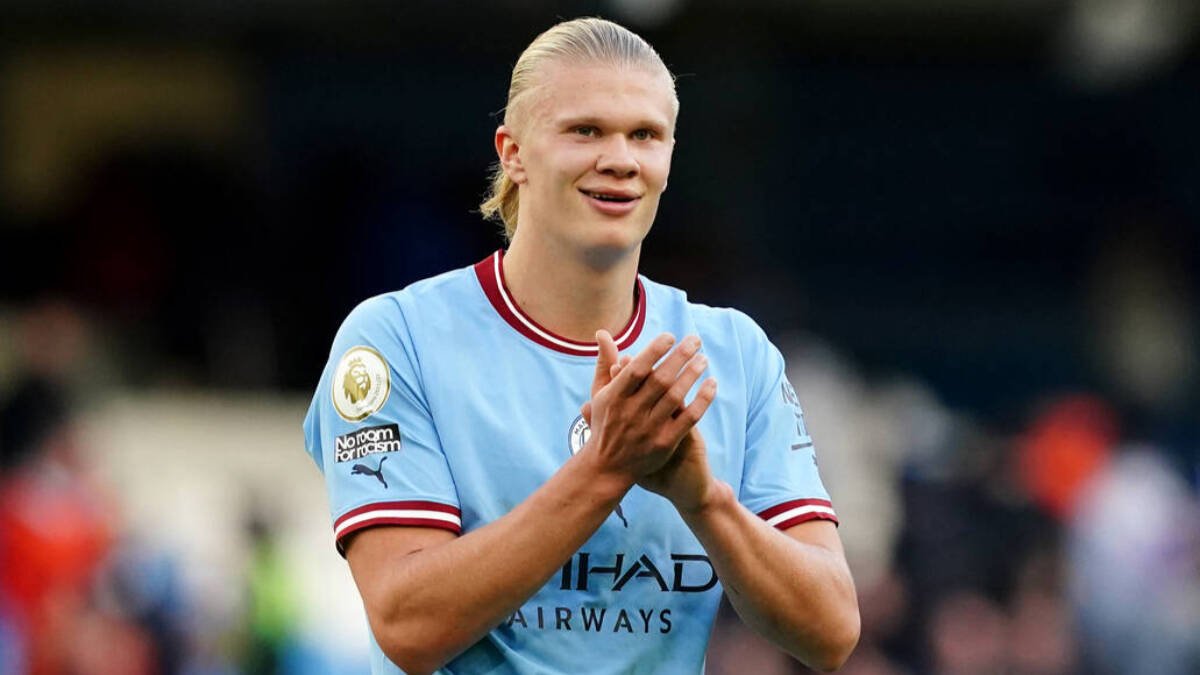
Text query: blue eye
633 129 654 140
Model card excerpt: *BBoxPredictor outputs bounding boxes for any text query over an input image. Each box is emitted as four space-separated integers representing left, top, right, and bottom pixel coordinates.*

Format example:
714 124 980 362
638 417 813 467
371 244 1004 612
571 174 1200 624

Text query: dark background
4 1 1196 414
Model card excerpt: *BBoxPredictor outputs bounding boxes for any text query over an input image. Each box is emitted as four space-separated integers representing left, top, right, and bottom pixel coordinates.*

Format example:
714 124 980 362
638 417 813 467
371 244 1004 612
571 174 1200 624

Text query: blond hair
479 17 677 240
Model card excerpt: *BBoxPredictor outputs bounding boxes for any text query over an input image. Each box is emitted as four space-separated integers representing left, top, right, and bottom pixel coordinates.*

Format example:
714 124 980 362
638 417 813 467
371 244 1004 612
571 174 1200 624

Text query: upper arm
782 519 845 558
731 310 839 530
303 295 462 556
783 518 860 668
345 526 457 619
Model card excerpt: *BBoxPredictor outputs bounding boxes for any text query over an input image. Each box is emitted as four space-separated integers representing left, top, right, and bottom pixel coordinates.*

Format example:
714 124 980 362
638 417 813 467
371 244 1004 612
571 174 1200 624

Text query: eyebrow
557 116 670 133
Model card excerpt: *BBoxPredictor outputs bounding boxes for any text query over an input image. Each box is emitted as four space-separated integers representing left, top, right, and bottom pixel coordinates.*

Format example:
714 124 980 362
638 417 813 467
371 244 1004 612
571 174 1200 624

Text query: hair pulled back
479 17 676 240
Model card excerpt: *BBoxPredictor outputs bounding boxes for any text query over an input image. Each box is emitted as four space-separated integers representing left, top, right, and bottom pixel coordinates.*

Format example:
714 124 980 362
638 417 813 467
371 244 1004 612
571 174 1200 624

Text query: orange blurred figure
1016 395 1117 521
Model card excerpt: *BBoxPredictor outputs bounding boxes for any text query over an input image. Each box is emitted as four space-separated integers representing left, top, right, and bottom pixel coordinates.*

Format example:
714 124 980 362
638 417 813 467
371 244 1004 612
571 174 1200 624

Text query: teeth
589 192 631 202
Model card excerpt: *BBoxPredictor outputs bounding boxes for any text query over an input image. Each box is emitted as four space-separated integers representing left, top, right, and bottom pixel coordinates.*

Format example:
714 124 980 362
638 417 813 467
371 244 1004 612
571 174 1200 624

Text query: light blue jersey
303 251 837 674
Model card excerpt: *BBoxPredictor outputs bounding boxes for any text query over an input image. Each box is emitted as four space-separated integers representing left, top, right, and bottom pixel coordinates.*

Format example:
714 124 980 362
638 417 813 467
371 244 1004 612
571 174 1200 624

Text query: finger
609 355 632 379
650 353 708 421
631 335 702 403
663 378 717 441
611 333 676 395
598 330 620 368
591 330 620 398
580 401 592 426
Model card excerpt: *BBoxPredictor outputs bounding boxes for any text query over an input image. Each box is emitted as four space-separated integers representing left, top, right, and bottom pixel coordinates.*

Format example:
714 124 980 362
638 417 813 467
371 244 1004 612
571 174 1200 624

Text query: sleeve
302 294 461 555
732 311 838 530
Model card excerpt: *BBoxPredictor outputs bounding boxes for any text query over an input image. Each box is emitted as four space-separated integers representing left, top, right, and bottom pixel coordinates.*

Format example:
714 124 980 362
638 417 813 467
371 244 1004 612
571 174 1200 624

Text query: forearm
680 482 859 671
355 453 631 672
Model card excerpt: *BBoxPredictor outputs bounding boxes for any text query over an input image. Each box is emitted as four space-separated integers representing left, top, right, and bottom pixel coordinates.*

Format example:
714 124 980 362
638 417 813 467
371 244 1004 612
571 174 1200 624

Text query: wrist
569 450 636 505
677 478 734 519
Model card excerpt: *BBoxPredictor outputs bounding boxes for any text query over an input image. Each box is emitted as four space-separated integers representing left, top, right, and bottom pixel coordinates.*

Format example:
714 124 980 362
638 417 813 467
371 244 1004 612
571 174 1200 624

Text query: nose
595 135 638 178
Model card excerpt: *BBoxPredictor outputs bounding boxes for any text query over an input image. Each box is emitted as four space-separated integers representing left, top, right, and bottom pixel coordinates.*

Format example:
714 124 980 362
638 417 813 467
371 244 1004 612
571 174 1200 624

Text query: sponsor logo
781 380 800 407
782 380 814 451
335 423 402 463
501 551 716 635
506 605 673 635
332 346 390 421
567 414 627 528
351 457 389 489
559 550 717 594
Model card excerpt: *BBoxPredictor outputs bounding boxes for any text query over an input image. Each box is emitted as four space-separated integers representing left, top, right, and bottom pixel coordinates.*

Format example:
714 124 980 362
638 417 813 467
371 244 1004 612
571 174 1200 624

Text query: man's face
505 62 676 254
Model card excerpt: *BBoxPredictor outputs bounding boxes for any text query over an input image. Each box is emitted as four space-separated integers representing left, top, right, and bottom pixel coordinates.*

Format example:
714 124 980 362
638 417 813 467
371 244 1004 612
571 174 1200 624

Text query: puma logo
351 456 388 489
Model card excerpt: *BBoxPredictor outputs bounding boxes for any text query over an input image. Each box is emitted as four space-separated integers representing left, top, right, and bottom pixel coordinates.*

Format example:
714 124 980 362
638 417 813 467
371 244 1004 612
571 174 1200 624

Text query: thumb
591 329 620 397
580 401 592 426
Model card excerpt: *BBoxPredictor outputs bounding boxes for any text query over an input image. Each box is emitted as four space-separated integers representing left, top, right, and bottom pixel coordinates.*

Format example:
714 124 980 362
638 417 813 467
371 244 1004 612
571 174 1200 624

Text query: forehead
525 62 677 131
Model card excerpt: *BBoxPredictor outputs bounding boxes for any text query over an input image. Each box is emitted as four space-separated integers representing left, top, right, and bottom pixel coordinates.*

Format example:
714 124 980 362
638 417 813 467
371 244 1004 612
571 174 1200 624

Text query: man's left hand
581 341 720 514
636 425 722 513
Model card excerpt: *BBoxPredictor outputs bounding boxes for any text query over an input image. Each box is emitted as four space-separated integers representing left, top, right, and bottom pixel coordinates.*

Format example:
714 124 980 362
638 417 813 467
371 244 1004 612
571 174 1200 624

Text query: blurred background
1 0 1198 673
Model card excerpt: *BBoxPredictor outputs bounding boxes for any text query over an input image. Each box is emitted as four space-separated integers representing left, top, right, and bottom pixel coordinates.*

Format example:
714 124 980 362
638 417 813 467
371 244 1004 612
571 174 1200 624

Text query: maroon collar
473 250 647 356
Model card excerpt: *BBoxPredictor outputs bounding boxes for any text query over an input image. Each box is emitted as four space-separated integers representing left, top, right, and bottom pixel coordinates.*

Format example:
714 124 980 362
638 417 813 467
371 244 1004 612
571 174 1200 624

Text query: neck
502 234 641 343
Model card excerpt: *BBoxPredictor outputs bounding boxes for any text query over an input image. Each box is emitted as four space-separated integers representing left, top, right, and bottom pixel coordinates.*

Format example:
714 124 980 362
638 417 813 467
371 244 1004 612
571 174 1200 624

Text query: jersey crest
568 414 591 455
567 414 627 527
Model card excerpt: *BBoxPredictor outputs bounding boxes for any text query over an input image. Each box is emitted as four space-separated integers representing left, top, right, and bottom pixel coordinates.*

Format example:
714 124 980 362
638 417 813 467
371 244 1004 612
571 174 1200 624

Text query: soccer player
303 17 859 674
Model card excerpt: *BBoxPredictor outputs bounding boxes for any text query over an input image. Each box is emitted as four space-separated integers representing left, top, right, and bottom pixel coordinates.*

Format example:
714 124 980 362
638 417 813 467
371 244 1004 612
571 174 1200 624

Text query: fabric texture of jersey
303 250 837 675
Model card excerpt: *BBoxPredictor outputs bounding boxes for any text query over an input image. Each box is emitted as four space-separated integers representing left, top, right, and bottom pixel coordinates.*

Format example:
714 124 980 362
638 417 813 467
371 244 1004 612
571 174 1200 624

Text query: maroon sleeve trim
756 498 838 530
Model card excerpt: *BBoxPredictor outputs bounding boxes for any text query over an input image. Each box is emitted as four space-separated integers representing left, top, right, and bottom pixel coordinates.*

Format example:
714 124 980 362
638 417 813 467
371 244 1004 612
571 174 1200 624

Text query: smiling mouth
581 190 638 203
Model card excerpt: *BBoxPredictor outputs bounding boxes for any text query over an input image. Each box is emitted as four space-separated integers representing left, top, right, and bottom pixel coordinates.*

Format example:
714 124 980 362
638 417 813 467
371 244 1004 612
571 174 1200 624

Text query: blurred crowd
0 303 309 674
706 327 1200 675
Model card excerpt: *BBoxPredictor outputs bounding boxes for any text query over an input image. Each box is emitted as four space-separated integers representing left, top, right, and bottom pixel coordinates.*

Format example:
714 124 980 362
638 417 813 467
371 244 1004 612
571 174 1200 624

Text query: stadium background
1 1 1198 673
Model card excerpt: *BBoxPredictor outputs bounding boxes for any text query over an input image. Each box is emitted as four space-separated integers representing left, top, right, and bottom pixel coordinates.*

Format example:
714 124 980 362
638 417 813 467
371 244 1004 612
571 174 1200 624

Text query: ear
495 125 527 185
662 136 675 192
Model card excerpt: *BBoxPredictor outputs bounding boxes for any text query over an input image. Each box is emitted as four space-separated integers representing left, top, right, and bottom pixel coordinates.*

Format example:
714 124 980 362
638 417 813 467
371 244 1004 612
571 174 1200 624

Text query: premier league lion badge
332 345 391 421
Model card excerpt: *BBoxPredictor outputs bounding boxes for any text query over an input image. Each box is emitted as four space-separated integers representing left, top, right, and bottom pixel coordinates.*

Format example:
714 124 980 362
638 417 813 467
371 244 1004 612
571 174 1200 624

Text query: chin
590 217 650 249
568 222 646 267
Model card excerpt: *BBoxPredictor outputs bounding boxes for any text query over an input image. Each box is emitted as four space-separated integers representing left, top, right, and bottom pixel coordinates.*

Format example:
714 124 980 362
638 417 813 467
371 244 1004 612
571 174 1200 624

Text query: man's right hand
579 330 715 484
